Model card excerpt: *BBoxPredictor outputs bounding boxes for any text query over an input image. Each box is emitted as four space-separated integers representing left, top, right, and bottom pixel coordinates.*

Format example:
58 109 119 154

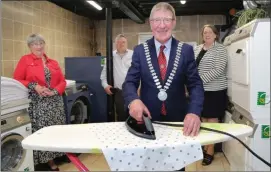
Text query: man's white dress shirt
100 49 133 89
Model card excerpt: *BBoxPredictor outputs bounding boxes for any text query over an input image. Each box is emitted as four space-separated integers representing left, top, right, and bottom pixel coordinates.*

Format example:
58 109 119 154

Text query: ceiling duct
255 0 271 5
243 0 271 9
112 0 145 24
243 0 258 9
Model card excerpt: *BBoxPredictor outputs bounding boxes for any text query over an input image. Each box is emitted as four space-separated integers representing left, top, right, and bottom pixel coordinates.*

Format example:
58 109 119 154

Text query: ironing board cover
22 122 253 171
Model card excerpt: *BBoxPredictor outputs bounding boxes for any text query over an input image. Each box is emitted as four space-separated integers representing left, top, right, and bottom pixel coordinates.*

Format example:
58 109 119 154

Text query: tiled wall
1 1 226 77
95 15 226 55
1 1 95 77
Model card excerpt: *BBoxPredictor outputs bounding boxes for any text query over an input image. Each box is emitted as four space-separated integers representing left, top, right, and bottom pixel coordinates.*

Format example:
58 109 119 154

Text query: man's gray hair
149 2 176 20
27 33 45 46
114 34 126 43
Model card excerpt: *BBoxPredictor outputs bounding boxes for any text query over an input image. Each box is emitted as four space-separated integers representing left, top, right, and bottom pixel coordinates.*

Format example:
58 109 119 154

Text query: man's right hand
129 99 151 121
105 85 113 95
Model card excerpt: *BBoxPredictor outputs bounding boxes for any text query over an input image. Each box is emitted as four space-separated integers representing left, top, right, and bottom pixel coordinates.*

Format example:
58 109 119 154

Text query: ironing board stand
66 153 90 171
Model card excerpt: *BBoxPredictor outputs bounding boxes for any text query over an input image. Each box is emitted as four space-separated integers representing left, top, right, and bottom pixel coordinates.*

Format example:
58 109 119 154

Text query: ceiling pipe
112 0 145 24
99 1 115 122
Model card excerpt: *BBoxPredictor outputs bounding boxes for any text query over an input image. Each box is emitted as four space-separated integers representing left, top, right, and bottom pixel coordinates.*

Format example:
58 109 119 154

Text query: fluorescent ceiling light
87 1 102 10
180 0 186 4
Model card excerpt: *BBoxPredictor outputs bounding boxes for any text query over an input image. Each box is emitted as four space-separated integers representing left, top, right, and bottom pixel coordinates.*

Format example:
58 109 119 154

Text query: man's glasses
150 18 174 25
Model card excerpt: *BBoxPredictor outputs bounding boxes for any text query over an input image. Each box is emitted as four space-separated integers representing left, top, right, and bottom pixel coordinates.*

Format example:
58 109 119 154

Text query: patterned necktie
158 45 167 115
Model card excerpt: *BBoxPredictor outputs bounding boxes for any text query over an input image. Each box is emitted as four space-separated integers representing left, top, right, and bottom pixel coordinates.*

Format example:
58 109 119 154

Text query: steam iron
125 113 156 140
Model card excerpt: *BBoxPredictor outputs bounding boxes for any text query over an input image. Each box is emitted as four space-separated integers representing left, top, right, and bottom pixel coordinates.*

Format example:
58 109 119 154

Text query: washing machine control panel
1 109 31 133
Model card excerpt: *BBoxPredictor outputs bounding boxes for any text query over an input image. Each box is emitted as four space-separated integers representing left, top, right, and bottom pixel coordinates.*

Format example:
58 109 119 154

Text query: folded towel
66 79 76 88
1 76 29 105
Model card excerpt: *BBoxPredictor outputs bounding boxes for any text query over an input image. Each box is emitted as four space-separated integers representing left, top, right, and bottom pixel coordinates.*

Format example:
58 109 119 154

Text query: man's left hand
183 113 201 137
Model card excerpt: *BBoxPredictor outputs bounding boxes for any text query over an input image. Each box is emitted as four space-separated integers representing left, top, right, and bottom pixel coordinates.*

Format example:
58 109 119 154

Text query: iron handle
143 113 154 132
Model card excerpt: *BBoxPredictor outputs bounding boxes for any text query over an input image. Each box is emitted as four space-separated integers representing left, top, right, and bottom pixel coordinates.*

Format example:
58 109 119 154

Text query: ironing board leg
66 153 90 171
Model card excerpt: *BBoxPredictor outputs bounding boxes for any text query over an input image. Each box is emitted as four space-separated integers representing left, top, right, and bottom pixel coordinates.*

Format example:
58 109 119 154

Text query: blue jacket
122 37 204 121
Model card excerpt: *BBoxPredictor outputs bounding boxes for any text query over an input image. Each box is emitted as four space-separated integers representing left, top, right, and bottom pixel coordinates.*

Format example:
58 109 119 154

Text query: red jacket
13 53 66 95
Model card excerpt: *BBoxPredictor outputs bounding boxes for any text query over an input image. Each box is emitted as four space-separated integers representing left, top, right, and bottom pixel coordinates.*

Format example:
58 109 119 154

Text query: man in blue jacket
122 2 204 137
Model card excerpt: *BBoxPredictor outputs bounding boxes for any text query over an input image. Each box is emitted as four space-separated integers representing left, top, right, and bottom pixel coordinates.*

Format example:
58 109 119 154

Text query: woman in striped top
194 24 228 166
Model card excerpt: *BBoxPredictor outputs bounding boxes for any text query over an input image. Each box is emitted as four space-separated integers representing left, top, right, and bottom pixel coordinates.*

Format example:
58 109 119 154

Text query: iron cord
265 100 271 105
152 121 271 168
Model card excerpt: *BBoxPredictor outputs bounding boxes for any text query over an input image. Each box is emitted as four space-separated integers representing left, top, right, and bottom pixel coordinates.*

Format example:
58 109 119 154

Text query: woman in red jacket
13 33 66 171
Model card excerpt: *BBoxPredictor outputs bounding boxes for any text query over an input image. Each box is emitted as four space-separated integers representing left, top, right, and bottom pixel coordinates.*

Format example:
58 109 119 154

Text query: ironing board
22 122 253 171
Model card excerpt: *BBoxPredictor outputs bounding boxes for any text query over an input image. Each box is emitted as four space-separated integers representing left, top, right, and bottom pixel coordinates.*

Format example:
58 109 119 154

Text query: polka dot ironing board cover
91 122 202 171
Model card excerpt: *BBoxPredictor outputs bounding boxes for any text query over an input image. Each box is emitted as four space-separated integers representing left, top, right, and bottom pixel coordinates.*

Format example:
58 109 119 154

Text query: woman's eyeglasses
31 42 45 47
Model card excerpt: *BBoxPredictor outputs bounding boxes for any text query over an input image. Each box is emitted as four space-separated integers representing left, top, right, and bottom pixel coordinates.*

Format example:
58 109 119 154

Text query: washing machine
63 81 92 124
1 108 34 171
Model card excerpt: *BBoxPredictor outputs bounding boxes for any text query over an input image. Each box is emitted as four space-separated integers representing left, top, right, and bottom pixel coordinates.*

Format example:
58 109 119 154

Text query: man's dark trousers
114 89 127 121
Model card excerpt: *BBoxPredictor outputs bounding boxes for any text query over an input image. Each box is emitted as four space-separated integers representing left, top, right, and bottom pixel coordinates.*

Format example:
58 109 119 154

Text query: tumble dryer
63 80 92 124
1 107 34 171
223 19 270 171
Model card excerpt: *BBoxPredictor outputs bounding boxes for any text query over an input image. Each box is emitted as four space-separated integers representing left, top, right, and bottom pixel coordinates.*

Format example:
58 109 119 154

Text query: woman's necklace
42 56 47 67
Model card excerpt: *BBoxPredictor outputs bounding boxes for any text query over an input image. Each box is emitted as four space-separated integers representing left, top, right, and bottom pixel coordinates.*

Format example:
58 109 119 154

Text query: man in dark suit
122 2 204 137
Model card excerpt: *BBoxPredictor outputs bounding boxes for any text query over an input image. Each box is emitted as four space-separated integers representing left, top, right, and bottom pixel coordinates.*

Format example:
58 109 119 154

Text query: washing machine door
70 99 87 124
1 134 26 171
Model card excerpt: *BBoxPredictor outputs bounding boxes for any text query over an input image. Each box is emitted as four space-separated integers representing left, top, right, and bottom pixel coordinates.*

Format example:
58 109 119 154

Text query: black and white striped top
194 42 228 91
